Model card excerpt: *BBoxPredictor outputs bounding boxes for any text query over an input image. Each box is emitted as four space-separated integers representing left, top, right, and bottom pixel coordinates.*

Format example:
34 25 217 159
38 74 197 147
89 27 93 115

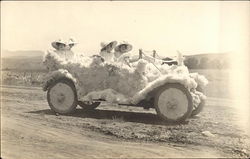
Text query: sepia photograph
1 1 250 158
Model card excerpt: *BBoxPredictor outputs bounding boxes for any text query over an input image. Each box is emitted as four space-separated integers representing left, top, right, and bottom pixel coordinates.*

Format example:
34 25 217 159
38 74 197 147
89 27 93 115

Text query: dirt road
1 85 249 158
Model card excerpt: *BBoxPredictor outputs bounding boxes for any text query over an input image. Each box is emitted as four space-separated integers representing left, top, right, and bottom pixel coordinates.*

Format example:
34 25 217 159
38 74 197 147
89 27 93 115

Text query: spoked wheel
78 101 101 111
47 79 77 114
191 86 205 116
154 83 193 123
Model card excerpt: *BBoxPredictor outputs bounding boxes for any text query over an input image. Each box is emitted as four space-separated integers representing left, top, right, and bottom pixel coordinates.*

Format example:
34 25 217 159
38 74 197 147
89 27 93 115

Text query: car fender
189 73 208 90
131 74 197 104
42 69 77 91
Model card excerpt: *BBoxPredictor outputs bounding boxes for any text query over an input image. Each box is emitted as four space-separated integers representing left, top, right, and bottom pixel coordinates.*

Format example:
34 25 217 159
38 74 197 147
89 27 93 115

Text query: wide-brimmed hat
68 38 77 49
51 39 66 50
68 38 77 45
100 41 117 52
114 42 133 53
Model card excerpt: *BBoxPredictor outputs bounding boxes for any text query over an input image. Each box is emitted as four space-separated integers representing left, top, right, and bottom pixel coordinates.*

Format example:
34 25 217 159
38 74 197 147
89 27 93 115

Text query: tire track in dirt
1 85 249 158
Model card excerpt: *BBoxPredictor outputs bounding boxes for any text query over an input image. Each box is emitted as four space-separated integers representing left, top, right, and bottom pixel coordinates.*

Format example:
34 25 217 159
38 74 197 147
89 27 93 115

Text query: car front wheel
154 83 193 123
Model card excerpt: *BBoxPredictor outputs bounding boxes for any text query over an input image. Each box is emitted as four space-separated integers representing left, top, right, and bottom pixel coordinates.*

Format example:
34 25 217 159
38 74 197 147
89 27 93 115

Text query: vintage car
42 50 208 123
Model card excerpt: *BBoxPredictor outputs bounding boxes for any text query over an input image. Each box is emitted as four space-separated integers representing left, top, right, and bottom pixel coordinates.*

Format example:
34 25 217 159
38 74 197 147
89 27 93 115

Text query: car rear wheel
154 83 193 123
47 79 77 114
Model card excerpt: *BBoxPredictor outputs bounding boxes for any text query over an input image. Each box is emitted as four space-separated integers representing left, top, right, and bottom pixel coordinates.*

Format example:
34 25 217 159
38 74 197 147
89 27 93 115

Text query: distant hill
2 50 44 58
1 56 46 71
1 50 46 71
184 53 231 69
185 52 230 61
1 50 231 71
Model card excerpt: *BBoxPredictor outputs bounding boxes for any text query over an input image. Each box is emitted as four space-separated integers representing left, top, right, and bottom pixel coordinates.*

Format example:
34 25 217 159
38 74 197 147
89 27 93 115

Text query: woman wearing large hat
99 41 117 62
51 38 77 59
68 38 77 49
114 42 133 59
51 39 66 51
114 42 133 66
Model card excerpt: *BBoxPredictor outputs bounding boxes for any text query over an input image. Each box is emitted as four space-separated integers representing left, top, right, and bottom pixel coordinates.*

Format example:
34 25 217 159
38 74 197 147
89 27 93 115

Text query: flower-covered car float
42 41 208 123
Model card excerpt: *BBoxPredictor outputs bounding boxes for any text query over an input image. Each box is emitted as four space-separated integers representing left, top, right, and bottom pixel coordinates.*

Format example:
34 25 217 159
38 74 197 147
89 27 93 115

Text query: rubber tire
154 83 193 123
191 86 205 116
78 101 101 111
47 79 77 114
191 99 205 116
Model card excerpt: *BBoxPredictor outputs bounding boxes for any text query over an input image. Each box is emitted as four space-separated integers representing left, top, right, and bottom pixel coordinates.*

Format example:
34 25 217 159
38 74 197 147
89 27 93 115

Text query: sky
1 1 249 57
